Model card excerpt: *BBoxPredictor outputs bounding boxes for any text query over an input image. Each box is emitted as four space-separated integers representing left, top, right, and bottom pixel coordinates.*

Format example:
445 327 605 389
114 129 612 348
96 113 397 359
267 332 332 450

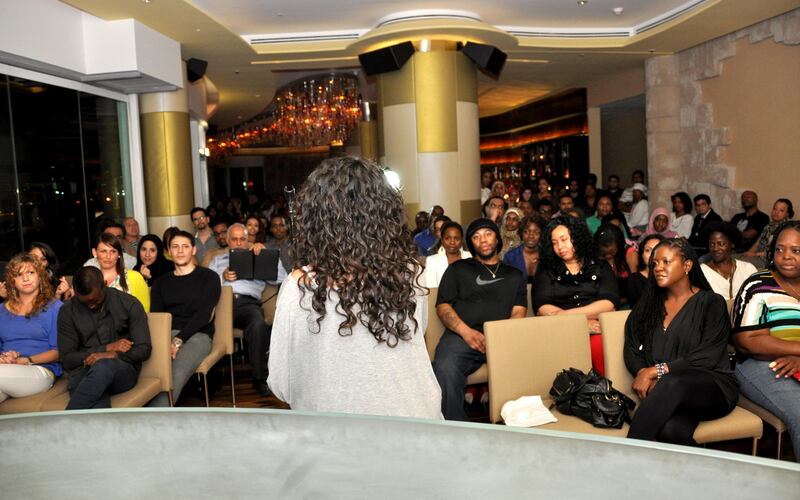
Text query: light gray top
268 274 442 420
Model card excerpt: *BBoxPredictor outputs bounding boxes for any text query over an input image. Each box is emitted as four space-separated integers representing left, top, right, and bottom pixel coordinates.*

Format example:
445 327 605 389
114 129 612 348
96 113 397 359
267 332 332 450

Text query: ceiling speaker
358 42 415 76
460 42 507 79
186 58 208 83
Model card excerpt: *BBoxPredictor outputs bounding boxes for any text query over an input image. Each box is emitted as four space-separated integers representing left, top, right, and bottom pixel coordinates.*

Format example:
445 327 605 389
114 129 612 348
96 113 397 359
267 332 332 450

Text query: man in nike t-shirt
433 218 527 420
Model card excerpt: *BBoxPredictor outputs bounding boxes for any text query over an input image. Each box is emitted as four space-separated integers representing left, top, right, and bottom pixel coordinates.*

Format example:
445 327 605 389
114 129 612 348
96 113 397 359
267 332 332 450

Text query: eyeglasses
192 215 206 222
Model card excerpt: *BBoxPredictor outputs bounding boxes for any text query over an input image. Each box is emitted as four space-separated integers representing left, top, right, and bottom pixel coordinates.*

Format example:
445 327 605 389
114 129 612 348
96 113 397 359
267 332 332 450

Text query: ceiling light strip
633 0 707 34
246 31 366 45
503 28 632 38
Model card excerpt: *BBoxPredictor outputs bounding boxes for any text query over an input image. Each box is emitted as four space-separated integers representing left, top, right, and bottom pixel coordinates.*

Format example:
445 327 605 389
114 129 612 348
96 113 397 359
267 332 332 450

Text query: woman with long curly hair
624 238 737 445
267 156 442 418
0 254 63 402
531 215 619 373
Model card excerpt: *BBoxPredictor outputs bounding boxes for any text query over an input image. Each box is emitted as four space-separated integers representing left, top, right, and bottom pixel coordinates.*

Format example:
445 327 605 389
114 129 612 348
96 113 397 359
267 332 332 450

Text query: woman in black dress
624 238 738 445
627 234 664 308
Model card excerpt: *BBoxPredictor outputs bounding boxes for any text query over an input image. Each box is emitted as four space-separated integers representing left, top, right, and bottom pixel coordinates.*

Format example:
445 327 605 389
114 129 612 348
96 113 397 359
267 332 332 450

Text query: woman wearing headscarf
133 234 175 287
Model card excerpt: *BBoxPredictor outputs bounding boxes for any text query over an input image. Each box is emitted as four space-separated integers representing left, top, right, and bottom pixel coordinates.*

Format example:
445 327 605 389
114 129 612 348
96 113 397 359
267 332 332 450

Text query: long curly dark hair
292 156 423 346
539 215 596 274
627 238 710 345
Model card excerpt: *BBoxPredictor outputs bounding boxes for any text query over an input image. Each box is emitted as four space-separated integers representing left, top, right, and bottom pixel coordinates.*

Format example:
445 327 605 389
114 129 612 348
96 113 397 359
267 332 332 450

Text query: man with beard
730 190 770 252
432 218 527 420
191 207 219 265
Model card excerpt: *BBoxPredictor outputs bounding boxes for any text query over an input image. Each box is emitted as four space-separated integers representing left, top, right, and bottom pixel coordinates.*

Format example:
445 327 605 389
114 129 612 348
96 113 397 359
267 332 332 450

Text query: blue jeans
432 331 485 421
148 331 211 407
736 358 800 462
66 358 138 409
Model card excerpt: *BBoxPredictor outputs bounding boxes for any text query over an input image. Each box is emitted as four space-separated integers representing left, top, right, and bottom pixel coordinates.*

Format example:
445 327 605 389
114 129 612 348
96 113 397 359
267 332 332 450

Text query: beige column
379 44 481 226
587 107 603 186
139 70 195 238
645 55 683 210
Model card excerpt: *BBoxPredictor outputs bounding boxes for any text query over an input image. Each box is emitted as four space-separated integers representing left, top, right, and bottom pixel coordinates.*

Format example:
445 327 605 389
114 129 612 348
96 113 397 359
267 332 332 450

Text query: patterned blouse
731 270 800 343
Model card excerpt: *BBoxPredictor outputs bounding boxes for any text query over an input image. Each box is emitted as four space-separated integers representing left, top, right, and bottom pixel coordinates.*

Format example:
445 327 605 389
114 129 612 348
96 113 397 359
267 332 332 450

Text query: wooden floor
176 355 796 462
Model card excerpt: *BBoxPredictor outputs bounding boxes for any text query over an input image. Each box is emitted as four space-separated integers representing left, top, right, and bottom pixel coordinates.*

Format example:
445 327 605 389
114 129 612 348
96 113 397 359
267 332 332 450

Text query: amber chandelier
207 73 362 156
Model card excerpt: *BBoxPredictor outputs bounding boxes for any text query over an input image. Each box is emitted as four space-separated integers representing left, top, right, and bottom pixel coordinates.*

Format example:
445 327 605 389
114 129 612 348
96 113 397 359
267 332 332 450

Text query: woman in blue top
0 253 62 403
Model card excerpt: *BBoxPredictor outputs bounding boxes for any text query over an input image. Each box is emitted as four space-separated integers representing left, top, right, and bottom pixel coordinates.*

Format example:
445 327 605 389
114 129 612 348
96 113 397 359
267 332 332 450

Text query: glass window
0 76 22 262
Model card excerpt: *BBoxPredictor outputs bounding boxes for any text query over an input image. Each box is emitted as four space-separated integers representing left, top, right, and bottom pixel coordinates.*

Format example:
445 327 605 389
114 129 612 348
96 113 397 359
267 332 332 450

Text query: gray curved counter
1 408 798 499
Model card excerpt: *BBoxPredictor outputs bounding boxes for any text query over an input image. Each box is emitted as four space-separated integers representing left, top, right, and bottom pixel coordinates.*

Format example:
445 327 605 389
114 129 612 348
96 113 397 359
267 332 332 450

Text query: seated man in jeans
149 230 221 406
58 267 151 409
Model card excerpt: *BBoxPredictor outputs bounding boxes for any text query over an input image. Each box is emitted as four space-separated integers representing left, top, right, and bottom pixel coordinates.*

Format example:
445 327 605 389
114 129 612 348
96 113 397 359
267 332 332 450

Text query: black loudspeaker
358 42 415 76
186 58 208 83
460 42 507 79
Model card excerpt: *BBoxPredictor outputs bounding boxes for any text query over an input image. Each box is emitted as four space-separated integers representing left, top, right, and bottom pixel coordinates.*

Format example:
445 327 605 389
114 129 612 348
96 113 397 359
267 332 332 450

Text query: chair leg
203 374 210 408
776 431 783 460
751 437 759 456
229 355 237 408
168 391 174 408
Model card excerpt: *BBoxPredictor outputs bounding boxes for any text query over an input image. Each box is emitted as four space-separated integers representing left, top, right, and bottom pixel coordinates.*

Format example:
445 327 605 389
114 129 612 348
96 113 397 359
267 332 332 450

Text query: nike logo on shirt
476 276 504 285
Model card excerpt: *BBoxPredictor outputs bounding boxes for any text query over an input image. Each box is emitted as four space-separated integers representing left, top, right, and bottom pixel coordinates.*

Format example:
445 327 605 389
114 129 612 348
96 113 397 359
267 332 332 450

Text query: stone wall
646 8 800 218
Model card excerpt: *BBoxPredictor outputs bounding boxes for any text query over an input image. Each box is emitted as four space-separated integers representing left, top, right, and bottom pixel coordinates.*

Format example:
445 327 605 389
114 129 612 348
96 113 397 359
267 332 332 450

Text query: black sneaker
252 379 273 397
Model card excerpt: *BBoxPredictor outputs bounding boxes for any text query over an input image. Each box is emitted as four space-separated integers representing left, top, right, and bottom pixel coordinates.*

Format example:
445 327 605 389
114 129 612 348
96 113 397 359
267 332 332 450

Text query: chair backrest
212 286 234 355
484 314 591 424
262 284 280 325
599 310 636 400
141 312 174 394
425 288 445 362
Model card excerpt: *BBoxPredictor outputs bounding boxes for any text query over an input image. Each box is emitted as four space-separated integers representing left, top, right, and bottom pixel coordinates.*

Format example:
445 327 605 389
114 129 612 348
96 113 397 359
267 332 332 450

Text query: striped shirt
731 270 800 342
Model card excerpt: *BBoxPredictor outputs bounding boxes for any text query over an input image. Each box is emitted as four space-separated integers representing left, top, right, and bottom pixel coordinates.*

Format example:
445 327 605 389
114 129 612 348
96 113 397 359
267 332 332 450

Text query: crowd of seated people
0 160 797 463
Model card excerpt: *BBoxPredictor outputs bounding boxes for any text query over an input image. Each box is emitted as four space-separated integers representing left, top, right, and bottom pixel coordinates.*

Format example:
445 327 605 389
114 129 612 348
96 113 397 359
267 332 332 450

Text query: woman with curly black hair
531 215 619 373
624 238 737 445
268 156 441 418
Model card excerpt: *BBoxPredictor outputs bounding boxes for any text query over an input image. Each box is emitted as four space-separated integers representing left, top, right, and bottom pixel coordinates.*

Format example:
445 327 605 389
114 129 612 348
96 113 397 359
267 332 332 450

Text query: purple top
0 300 63 376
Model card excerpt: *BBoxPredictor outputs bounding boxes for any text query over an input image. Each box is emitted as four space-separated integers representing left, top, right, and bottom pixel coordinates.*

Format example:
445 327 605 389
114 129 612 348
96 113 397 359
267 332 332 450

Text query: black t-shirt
436 259 527 334
531 260 619 313
730 210 770 251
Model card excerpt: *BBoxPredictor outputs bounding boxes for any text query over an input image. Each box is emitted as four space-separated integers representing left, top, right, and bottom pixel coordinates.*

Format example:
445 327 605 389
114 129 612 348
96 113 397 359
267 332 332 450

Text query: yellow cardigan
122 270 150 312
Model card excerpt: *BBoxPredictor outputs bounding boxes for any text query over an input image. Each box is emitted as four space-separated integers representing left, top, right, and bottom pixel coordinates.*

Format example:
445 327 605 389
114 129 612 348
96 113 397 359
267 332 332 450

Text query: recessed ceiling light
577 0 588 5
255 94 261 98
142 0 152 4
195 28 201 32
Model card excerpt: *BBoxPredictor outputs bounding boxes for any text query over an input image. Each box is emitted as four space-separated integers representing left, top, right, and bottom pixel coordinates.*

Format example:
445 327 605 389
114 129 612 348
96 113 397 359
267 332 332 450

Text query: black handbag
549 367 635 429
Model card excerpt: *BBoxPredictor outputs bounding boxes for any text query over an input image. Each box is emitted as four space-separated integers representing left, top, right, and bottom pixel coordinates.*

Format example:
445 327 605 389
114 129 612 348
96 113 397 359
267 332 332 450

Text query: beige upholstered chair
526 284 534 317
424 288 487 385
0 379 69 414
483 314 630 435
196 286 235 407
599 310 763 454
41 312 174 410
232 284 280 350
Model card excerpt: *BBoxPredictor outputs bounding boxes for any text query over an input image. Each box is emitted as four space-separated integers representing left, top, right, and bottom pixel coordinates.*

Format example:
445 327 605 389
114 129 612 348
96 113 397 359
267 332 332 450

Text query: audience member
518 200 535 218
628 234 665 308
0 254 62 403
742 198 794 268
499 208 523 258
191 207 219 265
730 190 770 252
533 178 553 209
92 233 149 311
670 192 694 239
412 211 429 237
426 215 452 257
532 215 618 374
606 174 622 203
699 222 757 301
84 220 137 270
414 205 444 256
245 215 266 245
688 194 722 254
209 224 272 396
582 183 599 215
595 224 633 306
556 193 575 218
586 194 614 235
624 238 737 445
422 222 471 287
265 214 294 277
503 215 544 283
28 242 72 301
640 208 679 241
732 220 800 462
268 157 442 418
149 231 220 407
133 234 175 287
122 217 142 257
520 187 534 205
626 183 650 234
632 169 645 185
212 221 229 248
162 226 180 257
537 198 554 220
58 267 151 409
491 180 506 201
480 171 493 205
433 218 527 420
483 195 507 224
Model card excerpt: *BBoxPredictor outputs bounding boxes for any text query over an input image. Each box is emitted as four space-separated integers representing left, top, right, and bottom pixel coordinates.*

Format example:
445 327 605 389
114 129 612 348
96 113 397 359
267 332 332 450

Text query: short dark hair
693 194 711 204
96 219 125 238
768 221 800 270
609 174 620 182
702 221 741 247
558 193 573 202
518 215 545 239
74 266 105 296
169 230 196 247
190 206 206 217
538 198 553 208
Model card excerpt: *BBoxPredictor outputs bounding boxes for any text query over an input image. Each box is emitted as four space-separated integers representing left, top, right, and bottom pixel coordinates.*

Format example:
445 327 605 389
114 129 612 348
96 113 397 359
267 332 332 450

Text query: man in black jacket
689 194 723 255
58 266 151 409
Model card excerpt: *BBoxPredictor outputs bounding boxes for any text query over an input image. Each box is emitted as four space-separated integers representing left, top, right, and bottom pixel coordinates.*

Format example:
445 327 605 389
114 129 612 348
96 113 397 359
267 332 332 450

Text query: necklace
481 261 501 279
782 277 800 298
